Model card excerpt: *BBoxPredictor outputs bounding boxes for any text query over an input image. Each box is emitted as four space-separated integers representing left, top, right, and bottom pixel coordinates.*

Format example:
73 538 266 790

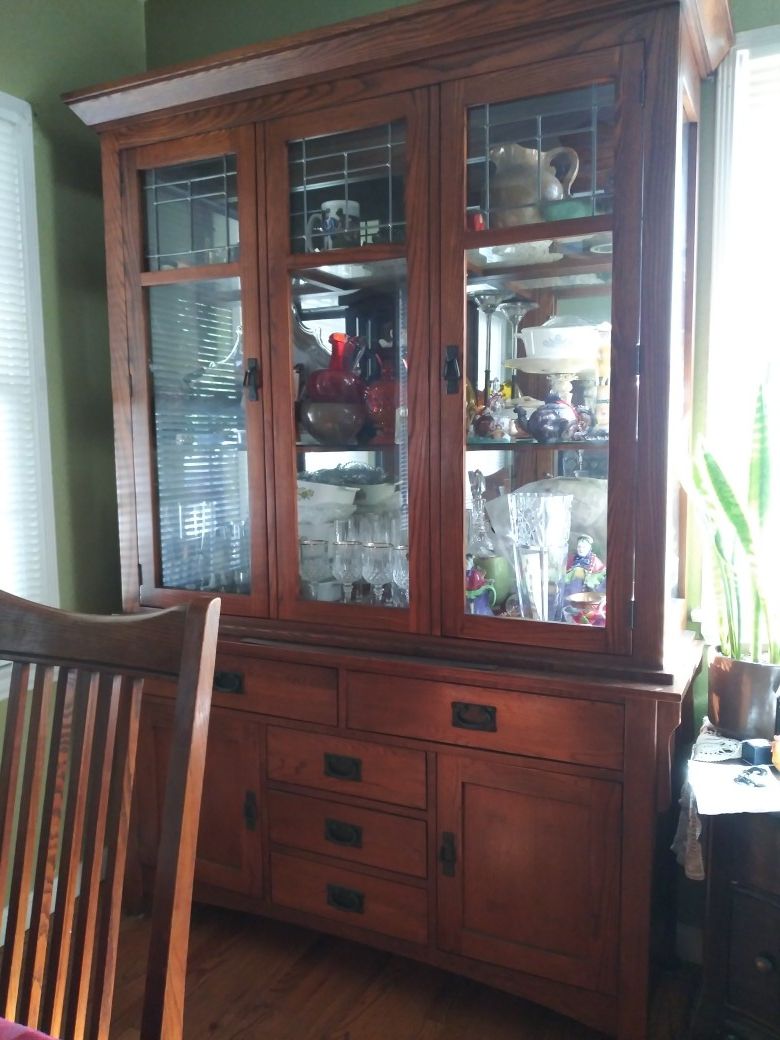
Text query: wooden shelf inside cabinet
296 441 397 452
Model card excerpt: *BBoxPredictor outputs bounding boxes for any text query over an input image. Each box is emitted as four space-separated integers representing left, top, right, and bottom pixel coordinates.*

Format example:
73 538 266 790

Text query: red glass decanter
365 355 397 443
306 333 366 403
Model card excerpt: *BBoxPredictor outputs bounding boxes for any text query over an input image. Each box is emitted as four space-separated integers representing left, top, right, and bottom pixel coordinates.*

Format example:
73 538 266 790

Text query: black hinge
137 563 143 587
243 790 258 831
243 357 261 401
635 343 642 377
628 600 636 629
442 345 462 395
439 831 457 877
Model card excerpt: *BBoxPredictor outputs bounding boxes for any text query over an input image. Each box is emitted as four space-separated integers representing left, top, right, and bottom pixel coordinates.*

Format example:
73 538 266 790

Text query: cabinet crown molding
63 0 732 129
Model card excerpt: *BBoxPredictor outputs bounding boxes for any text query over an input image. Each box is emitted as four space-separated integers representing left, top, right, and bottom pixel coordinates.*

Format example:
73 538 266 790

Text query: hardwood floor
109 905 699 1040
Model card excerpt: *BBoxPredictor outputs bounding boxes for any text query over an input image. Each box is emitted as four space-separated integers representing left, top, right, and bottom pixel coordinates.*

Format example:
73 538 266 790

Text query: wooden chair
0 590 221 1040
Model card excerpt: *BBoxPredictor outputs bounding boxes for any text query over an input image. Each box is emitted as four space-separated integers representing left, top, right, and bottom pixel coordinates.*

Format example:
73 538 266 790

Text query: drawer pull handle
754 954 776 974
326 883 365 914
440 831 457 877
325 818 363 848
451 701 497 732
324 752 362 782
214 670 244 694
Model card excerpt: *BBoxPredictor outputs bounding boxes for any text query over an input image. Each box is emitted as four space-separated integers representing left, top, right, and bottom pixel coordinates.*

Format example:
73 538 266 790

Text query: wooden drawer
267 790 427 878
727 889 780 1032
271 851 428 945
266 727 427 808
144 654 338 726
730 814 780 898
346 672 624 770
213 655 337 724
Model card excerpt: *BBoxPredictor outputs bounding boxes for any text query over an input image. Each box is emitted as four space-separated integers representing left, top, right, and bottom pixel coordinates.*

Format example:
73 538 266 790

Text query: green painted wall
145 0 418 67
1 0 146 613
732 0 780 31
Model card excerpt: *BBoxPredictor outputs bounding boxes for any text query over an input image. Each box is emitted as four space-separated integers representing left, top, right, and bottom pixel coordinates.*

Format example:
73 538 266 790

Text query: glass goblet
391 545 410 608
331 540 362 604
298 538 331 599
496 296 539 397
468 288 512 405
361 542 393 606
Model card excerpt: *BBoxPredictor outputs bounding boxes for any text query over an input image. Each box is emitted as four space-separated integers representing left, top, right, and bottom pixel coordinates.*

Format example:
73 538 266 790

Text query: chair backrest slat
0 664 56 1018
65 674 123 1040
0 664 31 938
43 670 101 1039
0 591 220 1040
89 677 143 1040
17 668 73 1026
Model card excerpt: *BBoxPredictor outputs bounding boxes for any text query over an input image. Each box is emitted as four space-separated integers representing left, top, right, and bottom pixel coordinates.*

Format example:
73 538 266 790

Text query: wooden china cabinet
65 2 732 1036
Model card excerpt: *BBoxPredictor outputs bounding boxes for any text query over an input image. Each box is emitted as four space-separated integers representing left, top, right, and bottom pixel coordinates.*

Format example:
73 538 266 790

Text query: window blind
0 93 58 608
147 278 249 593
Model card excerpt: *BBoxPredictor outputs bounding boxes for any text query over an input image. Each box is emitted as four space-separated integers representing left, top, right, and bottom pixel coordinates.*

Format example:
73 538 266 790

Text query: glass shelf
467 438 608 450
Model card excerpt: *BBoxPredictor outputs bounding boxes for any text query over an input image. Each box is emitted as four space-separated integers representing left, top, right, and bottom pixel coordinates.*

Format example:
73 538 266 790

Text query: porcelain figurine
465 554 497 615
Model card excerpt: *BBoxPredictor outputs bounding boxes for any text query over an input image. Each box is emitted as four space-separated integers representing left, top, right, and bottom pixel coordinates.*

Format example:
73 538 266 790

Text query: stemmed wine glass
468 288 511 405
361 542 393 606
332 541 362 604
299 538 331 599
496 296 539 396
391 545 409 607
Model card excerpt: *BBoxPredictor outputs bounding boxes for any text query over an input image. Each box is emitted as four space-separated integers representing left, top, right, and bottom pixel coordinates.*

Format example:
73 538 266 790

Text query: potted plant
690 385 780 739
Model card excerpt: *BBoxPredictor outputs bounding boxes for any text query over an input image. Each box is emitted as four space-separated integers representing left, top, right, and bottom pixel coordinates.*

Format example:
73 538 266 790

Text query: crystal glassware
468 288 511 405
299 538 331 599
361 542 393 606
506 492 572 621
391 544 410 607
496 296 539 397
331 540 363 604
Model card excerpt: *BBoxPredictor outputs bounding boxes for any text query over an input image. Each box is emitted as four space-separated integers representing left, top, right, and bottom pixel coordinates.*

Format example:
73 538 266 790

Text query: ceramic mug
306 199 361 251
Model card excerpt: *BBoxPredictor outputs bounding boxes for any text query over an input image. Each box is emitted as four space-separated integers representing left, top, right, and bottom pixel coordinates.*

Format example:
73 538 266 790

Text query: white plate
478 241 563 266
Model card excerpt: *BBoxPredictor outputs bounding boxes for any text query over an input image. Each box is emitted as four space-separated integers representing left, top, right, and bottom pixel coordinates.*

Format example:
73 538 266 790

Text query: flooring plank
110 905 696 1040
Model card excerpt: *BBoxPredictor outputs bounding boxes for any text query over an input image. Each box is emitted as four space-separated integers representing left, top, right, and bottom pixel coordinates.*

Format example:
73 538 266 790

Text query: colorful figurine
564 534 606 596
465 554 497 615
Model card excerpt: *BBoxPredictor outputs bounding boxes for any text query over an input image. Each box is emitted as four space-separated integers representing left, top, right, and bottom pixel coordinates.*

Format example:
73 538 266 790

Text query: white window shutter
0 92 58 608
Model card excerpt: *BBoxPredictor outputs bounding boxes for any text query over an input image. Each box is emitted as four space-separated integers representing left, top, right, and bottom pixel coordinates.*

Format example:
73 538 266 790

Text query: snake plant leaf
701 450 756 560
747 385 770 527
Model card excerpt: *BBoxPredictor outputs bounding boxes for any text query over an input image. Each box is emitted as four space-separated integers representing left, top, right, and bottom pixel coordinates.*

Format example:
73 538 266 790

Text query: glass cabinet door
440 46 643 653
266 94 431 632
124 128 269 614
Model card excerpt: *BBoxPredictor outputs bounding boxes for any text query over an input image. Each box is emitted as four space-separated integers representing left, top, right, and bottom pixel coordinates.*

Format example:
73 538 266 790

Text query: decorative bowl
520 322 600 361
300 401 365 445
297 479 359 507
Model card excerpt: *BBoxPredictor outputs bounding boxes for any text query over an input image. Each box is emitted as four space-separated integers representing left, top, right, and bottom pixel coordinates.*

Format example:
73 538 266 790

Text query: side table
691 807 780 1039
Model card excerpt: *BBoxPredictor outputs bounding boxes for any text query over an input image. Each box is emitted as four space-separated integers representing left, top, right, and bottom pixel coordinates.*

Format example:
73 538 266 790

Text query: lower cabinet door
436 754 621 993
136 698 262 898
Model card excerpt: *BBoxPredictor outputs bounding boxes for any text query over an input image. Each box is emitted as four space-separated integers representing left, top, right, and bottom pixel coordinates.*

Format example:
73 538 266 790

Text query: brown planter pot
708 654 780 740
